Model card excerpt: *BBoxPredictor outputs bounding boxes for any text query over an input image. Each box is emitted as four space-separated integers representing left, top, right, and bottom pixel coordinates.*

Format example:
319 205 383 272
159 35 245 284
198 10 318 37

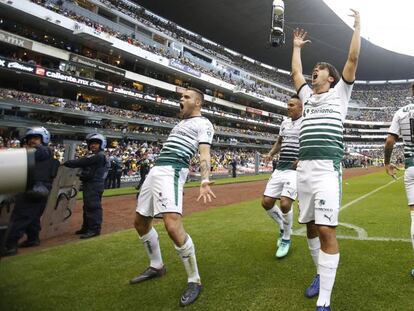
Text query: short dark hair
187 87 204 105
314 62 340 87
291 94 300 100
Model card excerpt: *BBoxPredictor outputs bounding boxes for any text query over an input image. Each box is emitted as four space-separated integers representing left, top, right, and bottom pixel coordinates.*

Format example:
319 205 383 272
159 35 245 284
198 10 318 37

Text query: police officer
4 127 58 256
135 152 150 191
231 156 237 178
64 133 108 239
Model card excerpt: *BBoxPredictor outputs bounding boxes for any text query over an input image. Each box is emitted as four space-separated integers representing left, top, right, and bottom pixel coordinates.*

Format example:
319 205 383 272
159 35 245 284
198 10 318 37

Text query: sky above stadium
323 0 414 57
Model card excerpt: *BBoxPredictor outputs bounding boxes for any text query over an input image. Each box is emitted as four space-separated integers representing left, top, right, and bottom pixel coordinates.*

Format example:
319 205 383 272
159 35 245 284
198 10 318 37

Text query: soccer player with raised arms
291 9 361 311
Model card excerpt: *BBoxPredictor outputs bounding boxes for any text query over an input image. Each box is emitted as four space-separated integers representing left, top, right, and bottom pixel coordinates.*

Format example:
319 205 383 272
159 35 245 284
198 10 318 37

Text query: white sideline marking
293 231 411 243
339 222 367 238
292 176 403 238
340 176 402 212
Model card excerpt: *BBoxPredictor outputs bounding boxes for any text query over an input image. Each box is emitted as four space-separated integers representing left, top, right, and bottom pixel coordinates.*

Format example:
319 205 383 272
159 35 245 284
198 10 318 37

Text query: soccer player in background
291 9 361 311
261 95 302 258
384 82 414 278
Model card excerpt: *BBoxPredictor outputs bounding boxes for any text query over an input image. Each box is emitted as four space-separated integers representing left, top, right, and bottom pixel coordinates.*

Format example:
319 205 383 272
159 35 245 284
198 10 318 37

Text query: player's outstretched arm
197 144 216 203
342 9 361 83
384 134 398 179
291 28 310 91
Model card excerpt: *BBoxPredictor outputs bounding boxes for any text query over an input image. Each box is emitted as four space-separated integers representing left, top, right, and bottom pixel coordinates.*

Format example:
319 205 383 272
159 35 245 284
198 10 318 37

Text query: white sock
410 211 414 252
175 235 201 284
316 250 340 307
140 227 163 269
307 237 321 271
281 209 293 240
266 205 284 230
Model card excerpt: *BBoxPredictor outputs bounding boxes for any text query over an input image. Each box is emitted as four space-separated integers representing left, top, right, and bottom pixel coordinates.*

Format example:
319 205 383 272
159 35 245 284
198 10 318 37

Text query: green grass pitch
1 170 413 310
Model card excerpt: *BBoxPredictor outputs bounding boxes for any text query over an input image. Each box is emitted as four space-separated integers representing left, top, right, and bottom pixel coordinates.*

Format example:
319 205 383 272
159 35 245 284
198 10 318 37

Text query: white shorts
297 160 342 226
136 166 188 218
404 166 414 205
263 169 297 200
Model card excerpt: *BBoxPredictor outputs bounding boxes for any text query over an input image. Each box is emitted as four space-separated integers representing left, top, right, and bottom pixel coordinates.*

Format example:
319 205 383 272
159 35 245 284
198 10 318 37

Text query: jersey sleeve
297 83 312 104
198 119 214 145
388 110 401 137
334 78 354 119
279 119 287 138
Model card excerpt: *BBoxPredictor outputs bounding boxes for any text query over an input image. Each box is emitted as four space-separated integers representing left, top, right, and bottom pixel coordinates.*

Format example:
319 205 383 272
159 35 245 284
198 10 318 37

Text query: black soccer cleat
129 266 166 284
179 282 203 307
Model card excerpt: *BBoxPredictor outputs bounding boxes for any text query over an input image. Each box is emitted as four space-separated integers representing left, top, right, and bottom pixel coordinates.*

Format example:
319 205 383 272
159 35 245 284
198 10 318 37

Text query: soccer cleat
129 266 166 284
411 268 414 278
277 230 283 247
179 282 203 307
305 274 320 298
316 306 330 311
276 239 291 258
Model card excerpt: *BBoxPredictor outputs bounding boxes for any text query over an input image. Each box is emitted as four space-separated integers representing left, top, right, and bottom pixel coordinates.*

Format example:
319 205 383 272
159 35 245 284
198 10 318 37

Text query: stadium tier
0 0 412 170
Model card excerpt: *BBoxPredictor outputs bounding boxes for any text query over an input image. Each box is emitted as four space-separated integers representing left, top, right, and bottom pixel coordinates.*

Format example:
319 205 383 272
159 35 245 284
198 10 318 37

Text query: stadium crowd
0 89 279 140
26 0 291 101
0 134 263 182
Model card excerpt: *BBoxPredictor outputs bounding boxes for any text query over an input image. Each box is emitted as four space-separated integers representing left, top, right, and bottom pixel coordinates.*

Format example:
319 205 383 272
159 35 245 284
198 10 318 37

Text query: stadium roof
132 0 414 81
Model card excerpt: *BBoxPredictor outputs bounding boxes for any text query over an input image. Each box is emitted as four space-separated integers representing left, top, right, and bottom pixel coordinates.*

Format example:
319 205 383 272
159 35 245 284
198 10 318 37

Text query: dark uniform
231 158 237 178
64 150 107 238
136 158 150 190
5 135 58 255
111 156 123 189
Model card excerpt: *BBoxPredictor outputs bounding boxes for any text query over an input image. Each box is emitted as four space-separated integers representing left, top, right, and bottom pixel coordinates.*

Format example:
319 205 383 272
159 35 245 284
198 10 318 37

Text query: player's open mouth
312 73 318 80
179 103 184 110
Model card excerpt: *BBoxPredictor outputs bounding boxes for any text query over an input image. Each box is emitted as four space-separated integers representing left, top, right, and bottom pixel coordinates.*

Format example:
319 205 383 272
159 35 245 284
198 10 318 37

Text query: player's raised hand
293 28 311 48
197 181 216 204
349 9 360 28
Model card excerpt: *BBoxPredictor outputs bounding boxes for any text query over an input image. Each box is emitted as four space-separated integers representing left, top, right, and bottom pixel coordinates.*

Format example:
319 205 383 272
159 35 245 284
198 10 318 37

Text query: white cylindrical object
273 0 285 15
0 148 34 194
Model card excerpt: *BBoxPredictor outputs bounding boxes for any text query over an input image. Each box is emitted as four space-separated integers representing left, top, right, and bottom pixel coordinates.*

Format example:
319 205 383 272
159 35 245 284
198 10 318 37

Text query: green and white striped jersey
388 102 414 168
276 117 302 170
156 116 214 169
298 79 353 162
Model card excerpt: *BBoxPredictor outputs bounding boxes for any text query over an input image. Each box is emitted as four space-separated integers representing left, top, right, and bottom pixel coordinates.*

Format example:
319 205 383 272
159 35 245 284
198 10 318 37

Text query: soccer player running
262 96 302 258
291 10 361 311
384 83 414 278
129 87 216 307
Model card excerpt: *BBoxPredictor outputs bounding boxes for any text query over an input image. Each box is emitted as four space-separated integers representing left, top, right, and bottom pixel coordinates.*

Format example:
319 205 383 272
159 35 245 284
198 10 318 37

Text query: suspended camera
270 0 285 47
